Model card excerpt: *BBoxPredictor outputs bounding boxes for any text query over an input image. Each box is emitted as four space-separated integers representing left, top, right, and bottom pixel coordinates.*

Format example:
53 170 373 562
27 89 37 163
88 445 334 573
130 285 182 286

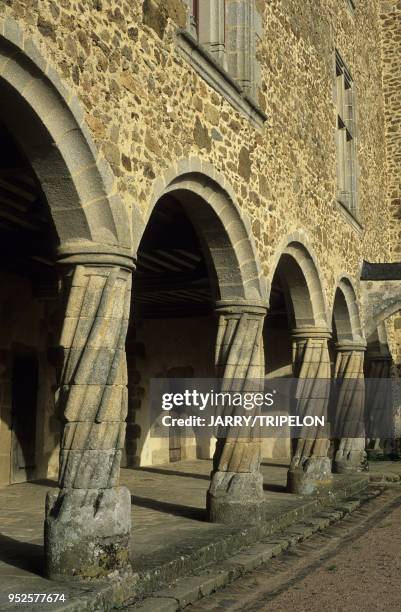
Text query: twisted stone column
390 363 401 459
207 301 266 525
332 341 367 473
45 247 134 580
287 328 332 494
366 353 394 458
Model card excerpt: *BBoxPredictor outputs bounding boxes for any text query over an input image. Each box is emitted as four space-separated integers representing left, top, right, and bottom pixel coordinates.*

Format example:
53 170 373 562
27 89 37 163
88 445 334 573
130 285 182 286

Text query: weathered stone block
61 347 127 385
45 486 131 580
62 421 126 450
193 117 212 152
61 384 128 422
3 16 24 48
207 471 264 525
59 448 122 488
287 457 332 495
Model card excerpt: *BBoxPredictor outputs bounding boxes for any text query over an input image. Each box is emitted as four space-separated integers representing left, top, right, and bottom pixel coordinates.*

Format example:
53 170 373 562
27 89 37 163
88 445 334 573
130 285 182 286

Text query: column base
207 471 264 525
390 439 401 460
367 445 401 461
287 457 332 495
366 447 385 460
45 486 132 581
334 449 368 474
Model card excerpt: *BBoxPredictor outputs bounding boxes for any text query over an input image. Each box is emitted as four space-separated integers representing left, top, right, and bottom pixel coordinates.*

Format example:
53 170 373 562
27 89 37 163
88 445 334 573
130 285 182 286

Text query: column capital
335 339 367 353
214 299 267 318
292 326 332 341
57 240 136 271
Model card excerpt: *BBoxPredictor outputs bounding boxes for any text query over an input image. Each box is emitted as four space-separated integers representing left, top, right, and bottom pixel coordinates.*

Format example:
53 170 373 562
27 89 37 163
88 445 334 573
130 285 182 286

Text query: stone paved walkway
0 459 399 610
0 459 289 609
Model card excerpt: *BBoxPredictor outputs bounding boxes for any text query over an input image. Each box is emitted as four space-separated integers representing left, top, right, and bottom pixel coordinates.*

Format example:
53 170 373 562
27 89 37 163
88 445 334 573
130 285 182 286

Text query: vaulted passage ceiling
133 195 214 319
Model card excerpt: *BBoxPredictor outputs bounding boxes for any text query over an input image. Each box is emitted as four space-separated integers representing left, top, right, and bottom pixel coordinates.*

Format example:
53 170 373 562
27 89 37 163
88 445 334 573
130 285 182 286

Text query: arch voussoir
268 238 328 329
0 22 131 253
144 163 267 304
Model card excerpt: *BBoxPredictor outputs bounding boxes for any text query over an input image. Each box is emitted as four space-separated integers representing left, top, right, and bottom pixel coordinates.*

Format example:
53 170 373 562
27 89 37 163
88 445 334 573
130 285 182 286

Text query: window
187 0 227 69
225 0 261 95
184 0 262 98
179 1 266 129
188 0 199 39
335 51 357 217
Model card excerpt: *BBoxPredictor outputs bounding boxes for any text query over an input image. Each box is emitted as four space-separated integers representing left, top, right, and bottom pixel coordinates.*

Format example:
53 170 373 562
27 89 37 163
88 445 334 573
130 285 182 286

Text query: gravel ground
261 502 401 612
190 490 401 612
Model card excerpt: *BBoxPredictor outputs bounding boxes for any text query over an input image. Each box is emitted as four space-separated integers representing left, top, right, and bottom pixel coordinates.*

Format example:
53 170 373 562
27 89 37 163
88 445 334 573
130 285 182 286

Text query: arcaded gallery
0 1 400 610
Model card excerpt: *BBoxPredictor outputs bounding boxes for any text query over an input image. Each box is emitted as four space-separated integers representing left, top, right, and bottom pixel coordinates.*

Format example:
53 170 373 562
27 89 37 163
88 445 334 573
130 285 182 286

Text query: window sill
335 199 363 234
176 30 267 131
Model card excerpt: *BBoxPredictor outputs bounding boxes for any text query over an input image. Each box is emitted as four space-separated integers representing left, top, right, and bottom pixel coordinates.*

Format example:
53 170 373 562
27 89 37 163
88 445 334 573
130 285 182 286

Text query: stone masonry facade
0 0 394 308
380 0 401 262
380 1 401 372
0 0 400 582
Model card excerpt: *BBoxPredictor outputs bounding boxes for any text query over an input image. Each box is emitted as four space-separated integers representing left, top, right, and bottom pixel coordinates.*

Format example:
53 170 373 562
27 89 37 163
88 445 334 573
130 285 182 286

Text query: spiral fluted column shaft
332 341 367 473
207 301 266 525
287 327 332 495
366 353 396 458
45 249 134 581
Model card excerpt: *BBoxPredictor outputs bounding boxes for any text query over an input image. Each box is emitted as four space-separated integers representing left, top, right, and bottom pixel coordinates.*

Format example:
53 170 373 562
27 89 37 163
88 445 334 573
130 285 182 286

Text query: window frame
197 0 227 69
178 0 267 129
335 50 359 220
184 0 262 99
189 0 199 38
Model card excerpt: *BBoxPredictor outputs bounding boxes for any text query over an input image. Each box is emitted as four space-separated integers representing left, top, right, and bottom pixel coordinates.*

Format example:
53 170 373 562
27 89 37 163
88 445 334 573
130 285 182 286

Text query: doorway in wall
10 353 39 483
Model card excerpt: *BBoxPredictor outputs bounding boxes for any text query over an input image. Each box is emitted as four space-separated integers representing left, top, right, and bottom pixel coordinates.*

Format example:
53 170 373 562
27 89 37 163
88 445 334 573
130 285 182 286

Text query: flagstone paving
0 459 399 610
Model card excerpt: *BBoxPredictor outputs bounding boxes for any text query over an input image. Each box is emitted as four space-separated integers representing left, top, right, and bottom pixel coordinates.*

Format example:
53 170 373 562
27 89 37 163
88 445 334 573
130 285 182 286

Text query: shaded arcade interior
124 193 217 468
0 121 60 487
1 153 400 487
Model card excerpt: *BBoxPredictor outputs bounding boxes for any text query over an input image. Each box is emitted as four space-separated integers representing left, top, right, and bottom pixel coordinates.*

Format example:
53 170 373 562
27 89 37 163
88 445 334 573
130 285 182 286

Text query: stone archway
265 239 331 494
360 271 401 460
367 298 401 341
330 278 367 474
0 21 130 250
138 161 267 304
332 278 363 343
129 167 268 525
0 20 134 581
272 242 328 330
265 231 329 326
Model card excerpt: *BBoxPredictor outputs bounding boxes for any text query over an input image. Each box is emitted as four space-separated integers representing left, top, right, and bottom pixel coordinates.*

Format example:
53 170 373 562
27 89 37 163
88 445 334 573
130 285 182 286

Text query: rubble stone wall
0 0 392 316
380 0 401 261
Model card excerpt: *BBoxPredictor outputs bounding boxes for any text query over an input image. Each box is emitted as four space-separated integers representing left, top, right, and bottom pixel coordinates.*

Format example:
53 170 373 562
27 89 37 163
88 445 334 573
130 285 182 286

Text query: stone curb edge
125 485 396 611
